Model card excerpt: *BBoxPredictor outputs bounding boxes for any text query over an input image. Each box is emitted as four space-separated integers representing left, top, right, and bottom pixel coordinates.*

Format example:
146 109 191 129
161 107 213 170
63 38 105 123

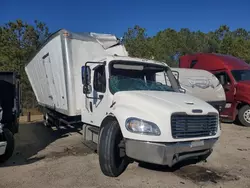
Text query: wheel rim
243 109 250 123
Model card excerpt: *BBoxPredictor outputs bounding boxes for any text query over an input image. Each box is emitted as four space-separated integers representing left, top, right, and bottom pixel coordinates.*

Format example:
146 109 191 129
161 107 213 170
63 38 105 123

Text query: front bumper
0 141 7 155
125 138 218 167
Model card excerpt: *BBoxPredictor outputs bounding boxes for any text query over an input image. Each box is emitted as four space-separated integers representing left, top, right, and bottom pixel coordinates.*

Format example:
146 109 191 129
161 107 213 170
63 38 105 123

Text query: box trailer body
179 53 250 127
25 30 221 177
25 29 128 117
156 68 226 113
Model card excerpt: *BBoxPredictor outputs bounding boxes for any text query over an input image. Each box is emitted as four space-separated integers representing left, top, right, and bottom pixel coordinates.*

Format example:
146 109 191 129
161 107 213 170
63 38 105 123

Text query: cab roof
107 55 169 67
209 53 250 70
182 53 250 70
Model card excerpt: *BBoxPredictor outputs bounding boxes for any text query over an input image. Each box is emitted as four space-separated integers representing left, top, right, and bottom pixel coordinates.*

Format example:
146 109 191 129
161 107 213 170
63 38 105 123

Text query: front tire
238 105 250 127
98 120 129 177
0 128 15 163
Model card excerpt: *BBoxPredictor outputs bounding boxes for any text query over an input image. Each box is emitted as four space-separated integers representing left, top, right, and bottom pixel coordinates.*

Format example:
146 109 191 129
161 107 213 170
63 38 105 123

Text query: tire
0 128 15 163
98 120 129 177
238 105 250 127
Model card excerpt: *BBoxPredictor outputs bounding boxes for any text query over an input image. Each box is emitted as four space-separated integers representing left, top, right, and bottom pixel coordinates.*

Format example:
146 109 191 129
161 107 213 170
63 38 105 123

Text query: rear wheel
0 128 15 163
238 105 250 127
98 120 129 177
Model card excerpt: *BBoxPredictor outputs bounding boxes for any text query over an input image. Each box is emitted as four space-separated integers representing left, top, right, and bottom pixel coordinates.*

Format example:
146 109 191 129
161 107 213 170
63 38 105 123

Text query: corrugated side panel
25 35 69 113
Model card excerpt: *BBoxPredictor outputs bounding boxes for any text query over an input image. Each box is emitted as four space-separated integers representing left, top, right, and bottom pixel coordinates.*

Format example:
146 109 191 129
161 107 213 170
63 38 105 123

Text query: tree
123 24 250 67
123 25 153 58
0 19 50 109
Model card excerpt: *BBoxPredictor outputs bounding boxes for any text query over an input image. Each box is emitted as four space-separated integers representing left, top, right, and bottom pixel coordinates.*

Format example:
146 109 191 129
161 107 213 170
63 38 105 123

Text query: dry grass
19 115 43 123
21 108 42 116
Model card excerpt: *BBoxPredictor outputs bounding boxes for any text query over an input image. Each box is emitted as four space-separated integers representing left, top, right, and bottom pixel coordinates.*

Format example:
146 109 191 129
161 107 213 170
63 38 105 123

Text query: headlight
125 117 161 136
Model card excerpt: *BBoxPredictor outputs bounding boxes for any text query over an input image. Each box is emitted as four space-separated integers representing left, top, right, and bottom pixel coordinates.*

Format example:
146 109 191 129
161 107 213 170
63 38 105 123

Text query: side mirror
172 71 179 80
81 66 92 94
83 85 92 94
81 66 91 85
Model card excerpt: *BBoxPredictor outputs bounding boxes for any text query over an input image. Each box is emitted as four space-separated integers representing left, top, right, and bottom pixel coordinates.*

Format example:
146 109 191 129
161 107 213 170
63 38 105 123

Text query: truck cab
82 55 221 177
179 53 250 127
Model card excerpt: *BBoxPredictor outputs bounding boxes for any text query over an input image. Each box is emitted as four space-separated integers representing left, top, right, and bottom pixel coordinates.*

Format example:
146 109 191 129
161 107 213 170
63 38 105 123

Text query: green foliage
123 25 153 58
123 24 250 67
0 19 50 109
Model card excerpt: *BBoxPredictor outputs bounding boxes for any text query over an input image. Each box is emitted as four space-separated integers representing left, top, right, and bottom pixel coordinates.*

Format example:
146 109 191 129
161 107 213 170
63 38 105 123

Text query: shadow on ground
138 160 239 184
0 121 93 167
221 117 246 127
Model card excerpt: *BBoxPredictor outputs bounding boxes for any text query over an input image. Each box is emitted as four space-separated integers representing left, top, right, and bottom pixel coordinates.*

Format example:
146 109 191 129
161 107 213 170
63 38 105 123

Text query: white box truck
25 29 221 177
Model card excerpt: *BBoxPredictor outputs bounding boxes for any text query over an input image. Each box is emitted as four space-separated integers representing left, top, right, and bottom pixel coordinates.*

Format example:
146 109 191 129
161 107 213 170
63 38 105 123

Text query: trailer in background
156 68 226 113
179 53 250 127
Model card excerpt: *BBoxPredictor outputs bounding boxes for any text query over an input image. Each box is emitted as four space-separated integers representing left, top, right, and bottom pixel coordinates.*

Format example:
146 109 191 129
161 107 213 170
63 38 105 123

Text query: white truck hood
113 90 218 115
112 90 219 142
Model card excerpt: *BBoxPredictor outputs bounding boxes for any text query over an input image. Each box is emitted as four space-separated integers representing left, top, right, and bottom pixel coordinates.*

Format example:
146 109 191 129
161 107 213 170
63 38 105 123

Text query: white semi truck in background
25 29 221 177
156 68 226 113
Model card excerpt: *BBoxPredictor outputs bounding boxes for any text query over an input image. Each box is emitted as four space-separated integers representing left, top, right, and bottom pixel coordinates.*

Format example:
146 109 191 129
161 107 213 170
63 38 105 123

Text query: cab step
88 126 99 134
82 124 99 151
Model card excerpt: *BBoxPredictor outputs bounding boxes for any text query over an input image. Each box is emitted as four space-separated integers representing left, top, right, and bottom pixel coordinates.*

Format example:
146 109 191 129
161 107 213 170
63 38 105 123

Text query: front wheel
98 120 129 177
0 128 15 163
238 105 250 127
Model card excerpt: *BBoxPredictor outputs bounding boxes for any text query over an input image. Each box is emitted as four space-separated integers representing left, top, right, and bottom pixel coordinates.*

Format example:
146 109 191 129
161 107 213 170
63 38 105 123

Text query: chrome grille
171 114 218 139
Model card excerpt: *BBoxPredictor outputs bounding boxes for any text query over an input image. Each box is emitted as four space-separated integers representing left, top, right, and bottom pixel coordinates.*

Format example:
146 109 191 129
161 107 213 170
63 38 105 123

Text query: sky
1 0 250 37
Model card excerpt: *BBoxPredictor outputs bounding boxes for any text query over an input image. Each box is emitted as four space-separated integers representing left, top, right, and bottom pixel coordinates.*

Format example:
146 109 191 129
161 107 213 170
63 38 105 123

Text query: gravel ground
0 116 250 188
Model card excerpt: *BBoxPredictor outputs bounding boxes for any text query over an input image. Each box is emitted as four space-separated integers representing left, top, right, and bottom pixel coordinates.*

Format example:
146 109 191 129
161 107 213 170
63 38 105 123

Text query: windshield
231 70 250 82
109 61 179 94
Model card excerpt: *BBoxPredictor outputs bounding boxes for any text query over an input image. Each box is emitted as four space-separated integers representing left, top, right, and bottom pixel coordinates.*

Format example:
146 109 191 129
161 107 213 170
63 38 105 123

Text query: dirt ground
0 116 250 188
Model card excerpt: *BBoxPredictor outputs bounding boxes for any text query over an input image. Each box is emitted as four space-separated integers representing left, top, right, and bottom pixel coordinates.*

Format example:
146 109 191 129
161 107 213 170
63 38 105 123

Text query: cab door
91 64 110 126
82 64 109 126
214 71 236 120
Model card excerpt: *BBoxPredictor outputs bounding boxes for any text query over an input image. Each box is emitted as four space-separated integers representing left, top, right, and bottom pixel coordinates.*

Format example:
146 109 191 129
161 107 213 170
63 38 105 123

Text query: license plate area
190 140 204 148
